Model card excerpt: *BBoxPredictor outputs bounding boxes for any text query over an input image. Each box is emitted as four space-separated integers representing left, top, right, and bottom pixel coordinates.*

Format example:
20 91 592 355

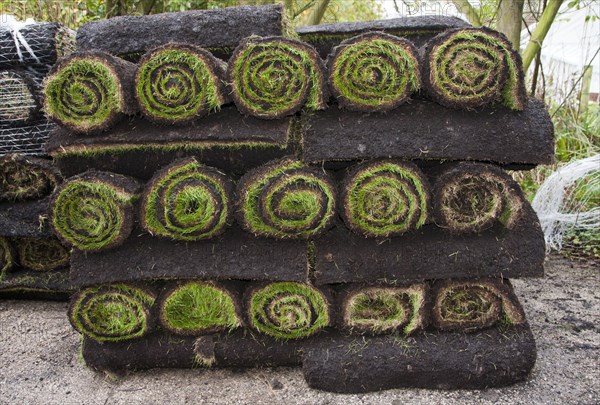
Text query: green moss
249 282 329 340
343 161 429 237
0 237 14 275
230 38 325 118
142 159 231 241
238 159 336 239
70 284 155 342
160 281 240 335
136 47 224 123
330 34 420 111
44 57 122 132
428 29 525 110
51 179 136 251
345 286 425 335
17 238 70 272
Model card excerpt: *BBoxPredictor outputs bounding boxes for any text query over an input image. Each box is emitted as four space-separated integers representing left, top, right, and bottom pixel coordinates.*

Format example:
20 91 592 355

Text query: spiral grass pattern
0 155 61 201
0 237 14 275
135 44 227 124
159 281 241 335
328 32 420 112
248 282 330 340
229 36 327 119
43 52 134 133
17 238 70 272
50 172 141 252
423 27 526 110
343 285 426 335
341 160 430 238
141 158 233 241
236 159 336 239
69 284 155 342
433 163 523 233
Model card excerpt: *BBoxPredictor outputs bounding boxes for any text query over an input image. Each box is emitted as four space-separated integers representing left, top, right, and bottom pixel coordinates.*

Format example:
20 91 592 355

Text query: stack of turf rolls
0 20 75 156
41 5 554 393
0 154 73 299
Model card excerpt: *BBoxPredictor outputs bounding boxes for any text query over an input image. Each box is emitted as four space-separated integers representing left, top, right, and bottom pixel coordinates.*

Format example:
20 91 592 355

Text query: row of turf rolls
43 27 526 134
68 278 525 343
0 236 70 275
48 157 524 252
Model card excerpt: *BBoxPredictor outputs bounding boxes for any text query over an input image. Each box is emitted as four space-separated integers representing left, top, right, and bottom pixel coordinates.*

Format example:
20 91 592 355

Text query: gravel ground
0 254 598 405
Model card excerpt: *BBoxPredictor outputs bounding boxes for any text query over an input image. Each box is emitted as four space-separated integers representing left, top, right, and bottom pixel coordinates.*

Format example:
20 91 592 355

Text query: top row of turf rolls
43 27 526 134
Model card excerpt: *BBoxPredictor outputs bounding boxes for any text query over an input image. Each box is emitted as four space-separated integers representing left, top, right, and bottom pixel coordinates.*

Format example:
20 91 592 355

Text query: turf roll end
159 281 241 336
236 158 337 239
17 237 70 271
229 36 327 119
50 171 142 252
141 158 233 241
0 237 15 275
0 154 61 202
43 51 137 134
433 163 524 233
69 284 156 342
247 282 330 340
423 27 527 110
341 160 430 238
135 44 229 125
328 32 421 112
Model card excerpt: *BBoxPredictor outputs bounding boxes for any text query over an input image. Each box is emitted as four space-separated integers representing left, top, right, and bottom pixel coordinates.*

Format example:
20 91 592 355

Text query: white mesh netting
0 71 39 125
0 122 54 156
532 154 600 252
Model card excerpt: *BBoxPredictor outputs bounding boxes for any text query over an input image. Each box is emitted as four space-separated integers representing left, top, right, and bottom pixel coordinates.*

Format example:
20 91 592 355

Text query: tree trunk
305 0 331 26
522 0 565 72
498 0 525 49
451 0 482 26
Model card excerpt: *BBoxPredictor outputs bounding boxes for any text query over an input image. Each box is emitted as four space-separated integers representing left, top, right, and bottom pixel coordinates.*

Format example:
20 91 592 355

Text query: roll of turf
432 279 525 332
236 158 336 239
141 158 233 241
0 154 61 201
247 282 330 340
17 237 70 271
43 51 137 134
0 23 75 70
69 284 156 342
0 236 14 275
229 36 327 119
0 70 40 126
135 44 228 125
340 284 427 335
159 281 241 336
340 160 430 238
433 163 524 233
422 27 526 110
50 171 142 252
328 32 420 112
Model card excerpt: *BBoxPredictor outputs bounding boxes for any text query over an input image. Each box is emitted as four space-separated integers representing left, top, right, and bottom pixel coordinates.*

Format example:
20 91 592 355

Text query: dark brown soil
46 106 296 179
76 4 286 62
297 15 470 59
0 197 52 237
0 267 72 300
302 98 554 168
69 225 309 287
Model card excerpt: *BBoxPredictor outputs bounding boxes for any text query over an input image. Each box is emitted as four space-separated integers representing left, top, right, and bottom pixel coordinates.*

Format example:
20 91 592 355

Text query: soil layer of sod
76 4 287 62
81 330 304 372
0 197 52 237
302 98 554 168
302 323 536 392
69 225 308 287
46 106 296 180
297 16 469 59
312 200 544 284
0 267 72 300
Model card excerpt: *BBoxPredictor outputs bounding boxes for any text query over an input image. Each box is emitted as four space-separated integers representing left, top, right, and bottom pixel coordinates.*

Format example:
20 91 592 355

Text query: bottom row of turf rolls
69 279 525 343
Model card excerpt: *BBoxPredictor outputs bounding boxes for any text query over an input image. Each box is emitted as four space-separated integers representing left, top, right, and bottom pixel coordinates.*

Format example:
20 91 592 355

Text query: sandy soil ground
0 255 598 405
